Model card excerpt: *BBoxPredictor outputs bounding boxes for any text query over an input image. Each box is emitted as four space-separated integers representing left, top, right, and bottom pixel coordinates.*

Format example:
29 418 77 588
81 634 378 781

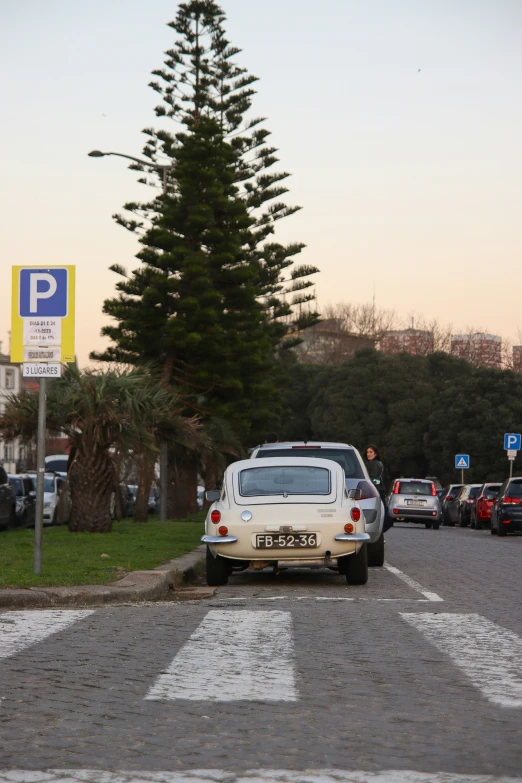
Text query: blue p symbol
504 433 521 450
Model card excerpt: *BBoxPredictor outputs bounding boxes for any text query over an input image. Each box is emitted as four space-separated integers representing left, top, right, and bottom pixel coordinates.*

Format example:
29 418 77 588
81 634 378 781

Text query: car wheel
497 524 507 537
432 521 440 530
425 522 432 529
206 546 229 586
345 544 368 585
458 512 467 527
367 533 384 567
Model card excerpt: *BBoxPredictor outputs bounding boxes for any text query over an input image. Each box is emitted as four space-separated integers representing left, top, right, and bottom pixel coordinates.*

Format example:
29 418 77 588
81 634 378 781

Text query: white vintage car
202 457 370 587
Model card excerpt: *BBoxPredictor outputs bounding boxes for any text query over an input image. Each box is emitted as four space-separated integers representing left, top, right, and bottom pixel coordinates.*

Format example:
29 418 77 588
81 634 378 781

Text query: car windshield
256 447 364 479
239 466 331 497
29 475 56 492
398 481 432 495
45 458 68 473
507 480 522 496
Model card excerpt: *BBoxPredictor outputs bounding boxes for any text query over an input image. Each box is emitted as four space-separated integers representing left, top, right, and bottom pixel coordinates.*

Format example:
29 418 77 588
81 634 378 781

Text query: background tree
91 0 319 451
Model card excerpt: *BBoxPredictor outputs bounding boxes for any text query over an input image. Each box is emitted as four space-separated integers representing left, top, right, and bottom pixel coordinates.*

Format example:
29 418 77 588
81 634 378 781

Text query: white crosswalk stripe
0 769 520 782
400 612 522 708
0 610 95 660
145 609 298 702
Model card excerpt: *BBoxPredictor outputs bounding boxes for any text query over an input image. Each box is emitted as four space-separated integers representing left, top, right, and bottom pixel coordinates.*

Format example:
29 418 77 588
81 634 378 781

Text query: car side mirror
29 490 36 499
348 488 362 500
205 490 220 502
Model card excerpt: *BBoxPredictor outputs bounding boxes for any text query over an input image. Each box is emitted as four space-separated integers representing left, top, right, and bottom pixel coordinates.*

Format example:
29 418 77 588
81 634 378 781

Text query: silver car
387 478 441 529
250 441 385 566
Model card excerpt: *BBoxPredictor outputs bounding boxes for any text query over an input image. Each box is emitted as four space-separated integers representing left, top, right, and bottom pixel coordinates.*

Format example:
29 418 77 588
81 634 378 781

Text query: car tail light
356 480 378 499
211 510 221 523
393 508 399 514
393 483 400 494
503 496 521 505
466 499 474 504
350 507 361 522
431 483 436 496
344 523 354 533
445 495 452 501
432 511 436 516
218 525 228 536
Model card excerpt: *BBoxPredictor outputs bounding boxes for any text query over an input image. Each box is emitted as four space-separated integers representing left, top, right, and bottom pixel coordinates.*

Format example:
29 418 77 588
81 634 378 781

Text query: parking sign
11 266 75 363
504 433 521 451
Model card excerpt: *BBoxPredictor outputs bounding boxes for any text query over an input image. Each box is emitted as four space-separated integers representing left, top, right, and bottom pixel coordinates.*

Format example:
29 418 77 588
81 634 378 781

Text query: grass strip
0 513 205 589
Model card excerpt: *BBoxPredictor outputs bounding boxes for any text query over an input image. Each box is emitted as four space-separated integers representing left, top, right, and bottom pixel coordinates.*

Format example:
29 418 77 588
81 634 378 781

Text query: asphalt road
1 524 521 782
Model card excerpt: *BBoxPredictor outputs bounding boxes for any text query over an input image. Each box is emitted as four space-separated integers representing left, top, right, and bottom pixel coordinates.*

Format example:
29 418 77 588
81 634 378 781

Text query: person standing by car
365 445 391 531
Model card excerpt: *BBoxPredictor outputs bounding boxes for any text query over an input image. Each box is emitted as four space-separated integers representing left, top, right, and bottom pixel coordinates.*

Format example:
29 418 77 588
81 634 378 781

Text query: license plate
256 533 318 549
406 499 426 507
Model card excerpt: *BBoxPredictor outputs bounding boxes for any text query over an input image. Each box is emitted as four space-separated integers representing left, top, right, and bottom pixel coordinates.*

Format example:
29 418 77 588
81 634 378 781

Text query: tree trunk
134 454 154 523
68 452 114 533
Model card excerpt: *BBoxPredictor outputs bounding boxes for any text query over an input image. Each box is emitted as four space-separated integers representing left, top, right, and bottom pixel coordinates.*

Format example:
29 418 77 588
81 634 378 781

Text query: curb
0 545 207 609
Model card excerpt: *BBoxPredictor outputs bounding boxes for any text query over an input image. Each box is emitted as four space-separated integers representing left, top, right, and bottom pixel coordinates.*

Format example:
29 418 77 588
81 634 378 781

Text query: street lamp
89 148 171 520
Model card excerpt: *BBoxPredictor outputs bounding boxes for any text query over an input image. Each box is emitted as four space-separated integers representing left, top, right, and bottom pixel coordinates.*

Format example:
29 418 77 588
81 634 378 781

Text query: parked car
28 472 68 525
197 485 205 511
490 477 522 536
471 483 501 530
250 441 385 567
386 478 441 529
8 474 36 527
440 484 464 526
44 454 69 477
126 484 138 517
0 465 16 529
454 484 482 527
148 487 159 515
203 456 370 586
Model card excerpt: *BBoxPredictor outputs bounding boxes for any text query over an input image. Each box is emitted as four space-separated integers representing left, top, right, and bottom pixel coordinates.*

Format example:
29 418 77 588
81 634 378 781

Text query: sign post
504 434 521 479
455 454 470 484
11 266 75 574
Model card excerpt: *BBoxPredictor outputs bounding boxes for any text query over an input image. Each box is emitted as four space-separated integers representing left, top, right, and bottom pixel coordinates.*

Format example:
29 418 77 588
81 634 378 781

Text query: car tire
497 524 507 537
425 522 432 529
475 519 483 531
367 533 384 567
206 546 229 586
345 544 368 585
458 512 467 527
432 521 440 530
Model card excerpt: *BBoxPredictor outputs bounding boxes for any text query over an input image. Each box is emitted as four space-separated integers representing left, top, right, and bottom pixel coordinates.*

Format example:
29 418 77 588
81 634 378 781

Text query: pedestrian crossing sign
455 454 470 469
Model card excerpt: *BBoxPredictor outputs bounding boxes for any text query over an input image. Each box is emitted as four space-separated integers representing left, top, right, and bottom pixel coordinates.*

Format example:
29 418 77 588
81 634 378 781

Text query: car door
0 467 9 527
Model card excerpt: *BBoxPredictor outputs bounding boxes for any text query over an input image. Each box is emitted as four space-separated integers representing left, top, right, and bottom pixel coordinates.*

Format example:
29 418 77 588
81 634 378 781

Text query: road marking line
145 610 298 702
3 770 520 782
400 612 522 708
384 563 444 601
0 610 95 661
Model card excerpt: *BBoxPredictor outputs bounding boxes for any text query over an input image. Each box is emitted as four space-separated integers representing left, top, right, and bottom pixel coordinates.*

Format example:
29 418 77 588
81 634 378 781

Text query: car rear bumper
391 508 441 520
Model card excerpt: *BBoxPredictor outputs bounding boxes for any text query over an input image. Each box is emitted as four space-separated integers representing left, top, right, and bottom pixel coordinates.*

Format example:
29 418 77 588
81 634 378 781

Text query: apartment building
380 328 434 356
451 333 502 369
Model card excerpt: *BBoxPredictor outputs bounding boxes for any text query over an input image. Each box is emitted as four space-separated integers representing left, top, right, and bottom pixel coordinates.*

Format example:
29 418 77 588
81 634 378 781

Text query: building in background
294 319 375 365
380 328 434 356
512 346 522 373
451 333 502 368
0 340 24 472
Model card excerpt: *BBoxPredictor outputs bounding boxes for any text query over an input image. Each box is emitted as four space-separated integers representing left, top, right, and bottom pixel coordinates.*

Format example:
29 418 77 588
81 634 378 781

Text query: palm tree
0 365 197 532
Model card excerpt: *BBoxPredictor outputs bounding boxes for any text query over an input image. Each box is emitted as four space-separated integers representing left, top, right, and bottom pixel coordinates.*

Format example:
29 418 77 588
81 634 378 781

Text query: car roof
229 456 343 472
396 478 433 483
254 441 355 450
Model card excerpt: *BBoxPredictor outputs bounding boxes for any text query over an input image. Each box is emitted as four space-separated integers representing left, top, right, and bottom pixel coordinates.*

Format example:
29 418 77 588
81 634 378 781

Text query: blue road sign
455 454 470 469
19 268 68 318
504 433 521 451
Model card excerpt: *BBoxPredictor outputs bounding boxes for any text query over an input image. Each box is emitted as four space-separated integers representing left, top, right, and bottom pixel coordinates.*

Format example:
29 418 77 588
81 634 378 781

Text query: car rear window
398 481 432 495
45 458 69 473
256 448 364 479
469 486 481 498
239 466 331 497
507 480 522 496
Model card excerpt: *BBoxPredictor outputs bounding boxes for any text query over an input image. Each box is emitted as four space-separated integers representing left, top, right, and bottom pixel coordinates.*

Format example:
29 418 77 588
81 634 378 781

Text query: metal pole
34 377 47 574
461 468 464 484
509 459 514 479
159 442 168 521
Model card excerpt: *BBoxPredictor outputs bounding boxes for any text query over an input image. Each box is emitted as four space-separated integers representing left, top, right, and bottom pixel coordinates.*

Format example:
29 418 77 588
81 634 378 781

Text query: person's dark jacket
366 459 386 492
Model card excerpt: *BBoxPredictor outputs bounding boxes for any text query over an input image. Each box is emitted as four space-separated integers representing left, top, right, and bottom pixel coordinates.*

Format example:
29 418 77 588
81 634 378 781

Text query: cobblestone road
0 525 521 781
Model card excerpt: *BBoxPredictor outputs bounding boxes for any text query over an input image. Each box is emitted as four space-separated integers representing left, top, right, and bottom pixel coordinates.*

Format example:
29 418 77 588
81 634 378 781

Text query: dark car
454 484 482 527
490 478 522 536
471 483 501 530
8 474 36 527
0 466 16 529
440 484 464 526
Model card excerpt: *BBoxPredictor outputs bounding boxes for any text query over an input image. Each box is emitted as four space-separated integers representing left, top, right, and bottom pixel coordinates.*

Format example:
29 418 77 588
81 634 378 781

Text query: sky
1 0 521 365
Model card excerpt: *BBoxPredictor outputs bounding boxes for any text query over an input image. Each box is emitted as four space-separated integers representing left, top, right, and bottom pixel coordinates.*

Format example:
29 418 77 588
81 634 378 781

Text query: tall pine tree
92 0 319 440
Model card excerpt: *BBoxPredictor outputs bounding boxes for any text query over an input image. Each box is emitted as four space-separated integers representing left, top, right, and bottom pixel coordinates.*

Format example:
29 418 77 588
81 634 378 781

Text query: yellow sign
11 266 76 363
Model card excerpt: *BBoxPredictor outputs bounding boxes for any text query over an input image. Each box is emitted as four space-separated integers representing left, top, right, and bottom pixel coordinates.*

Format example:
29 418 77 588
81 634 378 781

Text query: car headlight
16 498 24 511
44 503 53 512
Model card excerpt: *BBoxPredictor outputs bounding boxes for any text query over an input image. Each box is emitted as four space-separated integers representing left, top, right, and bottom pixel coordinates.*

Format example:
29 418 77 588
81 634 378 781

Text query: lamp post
89 150 170 521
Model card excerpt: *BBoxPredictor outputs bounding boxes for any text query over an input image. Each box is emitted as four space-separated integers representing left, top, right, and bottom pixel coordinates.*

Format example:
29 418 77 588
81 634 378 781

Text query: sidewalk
0 545 214 608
